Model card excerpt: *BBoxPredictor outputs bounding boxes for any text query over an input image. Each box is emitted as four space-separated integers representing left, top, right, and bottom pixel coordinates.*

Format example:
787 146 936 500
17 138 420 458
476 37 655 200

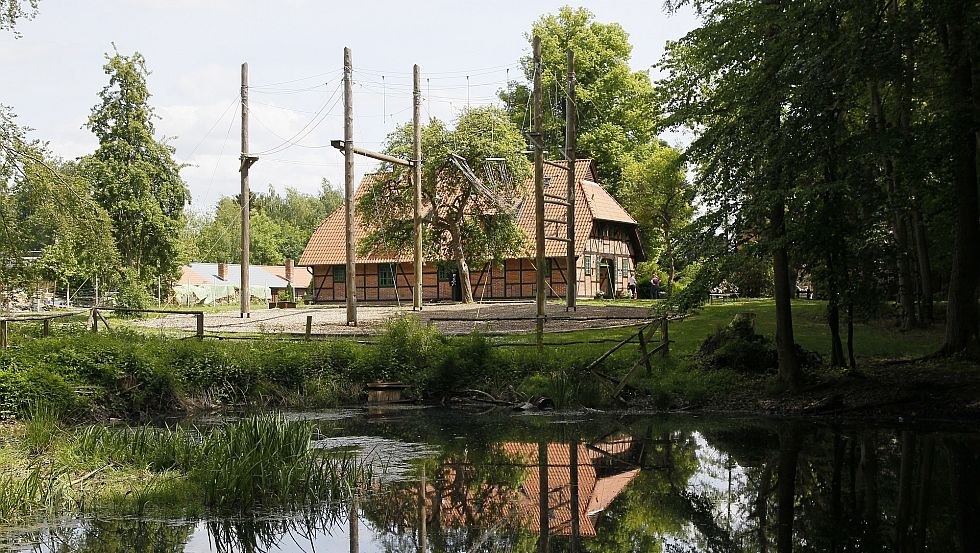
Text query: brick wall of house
309 222 638 303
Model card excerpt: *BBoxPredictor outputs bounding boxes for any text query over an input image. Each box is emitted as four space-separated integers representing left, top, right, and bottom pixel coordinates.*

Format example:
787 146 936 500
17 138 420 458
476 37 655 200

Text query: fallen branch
459 389 515 406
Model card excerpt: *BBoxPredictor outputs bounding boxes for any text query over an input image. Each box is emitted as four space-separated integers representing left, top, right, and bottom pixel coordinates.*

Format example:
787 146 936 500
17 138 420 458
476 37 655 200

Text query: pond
4 407 978 552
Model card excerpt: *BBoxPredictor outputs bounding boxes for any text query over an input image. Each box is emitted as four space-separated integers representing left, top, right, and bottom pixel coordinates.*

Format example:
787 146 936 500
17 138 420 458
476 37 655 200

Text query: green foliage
22 403 60 455
694 313 820 374
83 50 188 287
0 0 38 35
0 107 120 293
359 106 530 302
622 143 694 290
365 314 446 388
116 268 154 310
189 180 341 264
694 313 777 374
500 6 658 193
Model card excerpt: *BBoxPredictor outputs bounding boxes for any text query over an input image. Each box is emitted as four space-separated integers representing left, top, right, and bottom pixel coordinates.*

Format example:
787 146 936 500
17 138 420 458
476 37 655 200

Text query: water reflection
5 411 979 552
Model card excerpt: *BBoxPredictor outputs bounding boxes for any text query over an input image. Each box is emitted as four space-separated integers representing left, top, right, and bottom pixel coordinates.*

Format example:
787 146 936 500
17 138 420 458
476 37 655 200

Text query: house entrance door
598 258 616 299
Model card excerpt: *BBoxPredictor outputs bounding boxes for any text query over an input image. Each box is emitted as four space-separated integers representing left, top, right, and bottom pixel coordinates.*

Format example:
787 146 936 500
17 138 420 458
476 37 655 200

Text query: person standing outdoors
651 274 661 299
627 273 637 299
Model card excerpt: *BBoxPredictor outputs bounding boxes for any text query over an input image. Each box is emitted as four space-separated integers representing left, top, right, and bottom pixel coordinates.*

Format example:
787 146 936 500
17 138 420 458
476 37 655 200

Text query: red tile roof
299 158 638 266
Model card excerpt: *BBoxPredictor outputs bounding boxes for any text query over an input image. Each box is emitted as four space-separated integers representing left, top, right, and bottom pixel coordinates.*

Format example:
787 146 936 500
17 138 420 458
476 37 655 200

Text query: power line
250 81 343 157
249 68 342 88
184 98 239 159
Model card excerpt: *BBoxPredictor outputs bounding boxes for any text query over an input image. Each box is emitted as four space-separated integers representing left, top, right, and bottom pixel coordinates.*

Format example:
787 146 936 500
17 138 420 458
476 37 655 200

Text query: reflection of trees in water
12 417 980 553
206 503 348 553
21 519 195 553
697 423 979 553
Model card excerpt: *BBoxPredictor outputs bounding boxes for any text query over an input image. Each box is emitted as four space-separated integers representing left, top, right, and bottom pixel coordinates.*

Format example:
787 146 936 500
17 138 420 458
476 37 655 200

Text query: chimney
217 262 227 281
285 258 294 283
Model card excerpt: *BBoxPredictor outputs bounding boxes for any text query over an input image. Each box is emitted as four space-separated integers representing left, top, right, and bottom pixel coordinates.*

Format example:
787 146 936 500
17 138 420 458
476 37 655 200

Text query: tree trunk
939 10 980 354
911 208 934 324
913 438 934 553
776 424 800 553
847 300 857 371
827 254 846 367
831 431 844 553
868 79 918 331
772 196 801 388
859 433 880 551
449 224 474 303
756 461 773 553
896 432 915 552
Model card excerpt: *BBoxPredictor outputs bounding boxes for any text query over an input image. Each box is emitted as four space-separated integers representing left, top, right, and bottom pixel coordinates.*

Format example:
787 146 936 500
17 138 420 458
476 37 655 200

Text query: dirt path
136 301 657 335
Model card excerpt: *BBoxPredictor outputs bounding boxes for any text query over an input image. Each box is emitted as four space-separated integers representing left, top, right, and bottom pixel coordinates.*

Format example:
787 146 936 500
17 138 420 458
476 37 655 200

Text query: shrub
365 315 447 390
694 313 820 373
0 366 77 417
694 313 777 373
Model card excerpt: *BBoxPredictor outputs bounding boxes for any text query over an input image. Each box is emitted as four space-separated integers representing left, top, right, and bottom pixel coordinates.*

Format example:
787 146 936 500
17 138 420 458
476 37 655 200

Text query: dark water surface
6 407 980 552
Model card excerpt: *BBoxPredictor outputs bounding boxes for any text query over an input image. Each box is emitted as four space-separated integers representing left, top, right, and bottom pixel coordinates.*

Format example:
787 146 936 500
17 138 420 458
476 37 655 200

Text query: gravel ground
135 301 657 336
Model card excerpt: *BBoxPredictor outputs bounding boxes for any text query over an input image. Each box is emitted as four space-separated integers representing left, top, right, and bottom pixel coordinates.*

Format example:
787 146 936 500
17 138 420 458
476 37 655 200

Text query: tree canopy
499 6 658 196
82 50 189 289
358 106 531 303
658 0 980 373
188 180 342 265
0 107 119 296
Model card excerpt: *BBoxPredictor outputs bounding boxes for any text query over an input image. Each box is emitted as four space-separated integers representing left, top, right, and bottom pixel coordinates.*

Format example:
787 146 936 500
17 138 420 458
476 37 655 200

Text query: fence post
660 315 669 359
196 312 205 339
305 315 313 341
637 324 653 377
91 308 99 333
0 320 8 349
42 318 50 338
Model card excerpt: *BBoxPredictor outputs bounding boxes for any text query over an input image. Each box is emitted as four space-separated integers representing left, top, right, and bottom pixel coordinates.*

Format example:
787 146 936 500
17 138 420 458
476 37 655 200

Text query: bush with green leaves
694 313 820 373
363 314 447 388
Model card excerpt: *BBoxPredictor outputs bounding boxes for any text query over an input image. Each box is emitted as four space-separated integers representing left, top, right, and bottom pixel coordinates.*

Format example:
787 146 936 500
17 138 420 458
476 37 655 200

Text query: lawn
508 298 942 365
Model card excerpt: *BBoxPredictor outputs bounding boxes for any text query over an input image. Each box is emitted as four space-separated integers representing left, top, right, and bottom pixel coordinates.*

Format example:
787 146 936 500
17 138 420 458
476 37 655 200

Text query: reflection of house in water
425 435 640 539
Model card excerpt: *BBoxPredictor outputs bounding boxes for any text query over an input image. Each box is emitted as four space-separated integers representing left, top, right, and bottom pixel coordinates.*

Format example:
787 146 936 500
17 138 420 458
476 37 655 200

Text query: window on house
437 264 453 282
584 254 592 276
379 263 395 287
544 259 552 278
333 265 346 283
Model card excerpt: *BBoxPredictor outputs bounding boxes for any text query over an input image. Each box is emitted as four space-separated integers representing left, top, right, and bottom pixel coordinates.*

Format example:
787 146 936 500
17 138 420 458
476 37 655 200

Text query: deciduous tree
83 50 188 289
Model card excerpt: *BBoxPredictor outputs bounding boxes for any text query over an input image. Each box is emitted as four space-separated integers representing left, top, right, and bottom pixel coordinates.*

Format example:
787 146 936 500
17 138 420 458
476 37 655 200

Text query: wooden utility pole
570 440 581 552
417 468 427 552
349 492 360 553
565 49 577 311
343 47 358 326
533 35 546 334
413 64 423 311
537 440 550 553
240 62 257 318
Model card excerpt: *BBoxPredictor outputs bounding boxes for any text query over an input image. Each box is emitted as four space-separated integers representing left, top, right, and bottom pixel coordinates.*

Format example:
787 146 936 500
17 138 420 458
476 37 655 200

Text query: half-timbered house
299 159 644 302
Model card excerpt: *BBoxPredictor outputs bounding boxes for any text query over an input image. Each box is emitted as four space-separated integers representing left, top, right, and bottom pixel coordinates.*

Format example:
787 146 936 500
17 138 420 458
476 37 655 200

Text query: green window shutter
584 255 592 276
379 263 395 287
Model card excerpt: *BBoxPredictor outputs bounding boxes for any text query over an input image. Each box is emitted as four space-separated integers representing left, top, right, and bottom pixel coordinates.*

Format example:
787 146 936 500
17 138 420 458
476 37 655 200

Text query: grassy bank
0 299 967 420
0 414 367 524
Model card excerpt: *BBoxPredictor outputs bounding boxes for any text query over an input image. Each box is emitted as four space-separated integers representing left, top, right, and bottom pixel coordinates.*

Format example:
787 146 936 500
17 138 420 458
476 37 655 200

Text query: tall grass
0 415 372 523
0 465 73 521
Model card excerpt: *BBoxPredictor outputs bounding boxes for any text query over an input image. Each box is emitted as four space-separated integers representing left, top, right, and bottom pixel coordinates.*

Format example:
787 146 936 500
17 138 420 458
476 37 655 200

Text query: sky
1 0 699 213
